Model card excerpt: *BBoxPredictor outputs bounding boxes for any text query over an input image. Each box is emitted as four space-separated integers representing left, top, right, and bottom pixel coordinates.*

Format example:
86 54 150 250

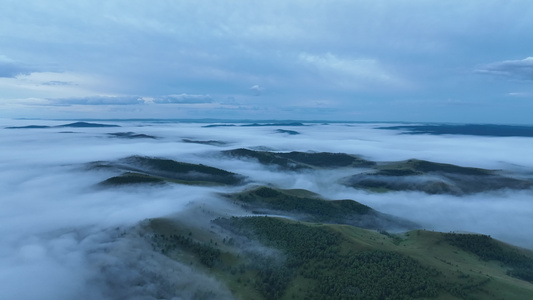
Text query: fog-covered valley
2 119 533 299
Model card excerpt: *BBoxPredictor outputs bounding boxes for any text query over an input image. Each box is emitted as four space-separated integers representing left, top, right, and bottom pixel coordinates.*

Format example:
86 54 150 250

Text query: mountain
222 148 375 170
92 155 246 186
221 186 417 231
341 159 533 195
133 181 533 299
222 149 532 194
182 139 229 146
275 129 300 135
85 143 533 299
241 122 306 127
380 124 533 137
57 121 120 128
107 132 157 139
4 125 51 129
144 215 533 300
5 121 120 129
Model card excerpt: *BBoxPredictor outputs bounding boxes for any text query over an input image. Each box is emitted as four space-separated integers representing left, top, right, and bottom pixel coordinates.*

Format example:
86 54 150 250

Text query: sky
1 1 533 123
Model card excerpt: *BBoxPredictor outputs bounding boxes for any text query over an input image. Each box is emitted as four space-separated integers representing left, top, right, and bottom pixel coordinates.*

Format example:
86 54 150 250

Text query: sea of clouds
1 119 532 299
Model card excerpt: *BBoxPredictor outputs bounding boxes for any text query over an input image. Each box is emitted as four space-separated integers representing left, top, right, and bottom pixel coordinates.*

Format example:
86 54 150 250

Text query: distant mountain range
6 121 120 129
380 124 533 137
221 148 533 195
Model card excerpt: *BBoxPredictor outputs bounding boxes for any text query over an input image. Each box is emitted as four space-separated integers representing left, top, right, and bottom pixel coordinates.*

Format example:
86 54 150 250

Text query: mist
1 119 533 299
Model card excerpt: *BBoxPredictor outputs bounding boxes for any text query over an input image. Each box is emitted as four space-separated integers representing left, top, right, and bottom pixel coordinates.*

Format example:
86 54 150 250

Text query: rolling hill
145 215 533 300
342 159 533 195
221 186 417 231
91 155 246 186
222 148 375 170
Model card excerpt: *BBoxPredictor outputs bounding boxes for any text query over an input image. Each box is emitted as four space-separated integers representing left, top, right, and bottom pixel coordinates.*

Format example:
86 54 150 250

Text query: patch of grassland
222 148 375 170
145 216 533 300
95 156 246 186
221 186 416 230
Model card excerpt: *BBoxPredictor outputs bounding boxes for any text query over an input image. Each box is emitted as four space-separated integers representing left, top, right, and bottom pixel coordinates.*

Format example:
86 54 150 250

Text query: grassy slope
99 172 231 186
145 218 267 299
93 156 245 186
145 217 533 300
221 186 417 231
222 148 375 170
343 228 533 300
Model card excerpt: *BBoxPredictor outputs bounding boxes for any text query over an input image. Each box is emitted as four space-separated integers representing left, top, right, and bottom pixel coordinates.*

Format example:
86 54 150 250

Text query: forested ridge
222 186 416 231
215 216 441 299
222 148 375 170
146 214 533 300
444 233 533 282
227 186 371 220
92 155 246 186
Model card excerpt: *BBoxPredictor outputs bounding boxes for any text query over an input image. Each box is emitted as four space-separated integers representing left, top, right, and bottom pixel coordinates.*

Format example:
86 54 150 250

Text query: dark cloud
477 57 533 81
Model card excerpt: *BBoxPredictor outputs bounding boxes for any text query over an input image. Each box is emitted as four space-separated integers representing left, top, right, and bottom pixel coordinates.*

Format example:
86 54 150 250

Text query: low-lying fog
1 119 532 299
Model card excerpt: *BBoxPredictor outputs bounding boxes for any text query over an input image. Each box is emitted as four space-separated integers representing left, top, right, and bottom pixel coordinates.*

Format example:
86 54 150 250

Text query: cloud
0 71 114 102
52 96 144 106
22 94 214 107
0 122 245 299
152 93 213 104
298 52 406 89
1 120 533 299
0 55 30 78
289 99 338 109
476 57 533 81
250 85 264 96
42 81 74 86
507 92 532 98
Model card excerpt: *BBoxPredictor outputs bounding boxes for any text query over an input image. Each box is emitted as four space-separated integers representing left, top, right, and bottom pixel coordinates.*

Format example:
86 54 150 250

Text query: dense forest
216 216 441 299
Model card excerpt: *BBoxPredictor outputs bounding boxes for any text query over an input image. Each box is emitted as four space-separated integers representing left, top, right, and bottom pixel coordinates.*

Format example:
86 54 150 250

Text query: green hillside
221 186 417 231
94 150 533 299
221 149 532 194
222 148 375 170
145 216 533 300
342 159 532 195
92 155 246 186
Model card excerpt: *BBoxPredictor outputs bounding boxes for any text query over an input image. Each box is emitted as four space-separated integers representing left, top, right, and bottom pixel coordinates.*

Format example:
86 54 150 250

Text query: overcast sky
1 1 533 123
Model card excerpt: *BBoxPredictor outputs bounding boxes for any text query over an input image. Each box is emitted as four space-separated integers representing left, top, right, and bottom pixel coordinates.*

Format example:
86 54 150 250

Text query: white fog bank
1 120 533 299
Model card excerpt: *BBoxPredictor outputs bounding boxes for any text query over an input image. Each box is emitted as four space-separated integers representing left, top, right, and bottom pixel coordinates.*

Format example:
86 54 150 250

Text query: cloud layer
477 57 533 81
1 1 533 122
1 119 532 300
